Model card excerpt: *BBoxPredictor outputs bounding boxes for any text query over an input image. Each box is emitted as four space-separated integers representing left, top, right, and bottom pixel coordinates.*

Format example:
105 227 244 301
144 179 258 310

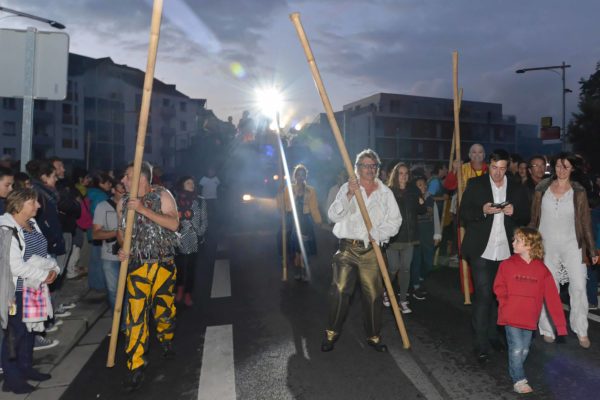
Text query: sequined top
120 186 180 263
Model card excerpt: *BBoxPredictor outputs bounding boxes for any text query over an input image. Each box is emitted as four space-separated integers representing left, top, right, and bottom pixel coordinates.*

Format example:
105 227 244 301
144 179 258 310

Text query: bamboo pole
279 157 288 281
452 52 471 305
106 0 163 367
433 89 462 267
290 12 410 349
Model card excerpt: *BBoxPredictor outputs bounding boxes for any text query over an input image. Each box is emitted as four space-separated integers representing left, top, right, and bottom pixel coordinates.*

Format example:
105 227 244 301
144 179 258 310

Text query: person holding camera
92 180 126 309
460 149 530 364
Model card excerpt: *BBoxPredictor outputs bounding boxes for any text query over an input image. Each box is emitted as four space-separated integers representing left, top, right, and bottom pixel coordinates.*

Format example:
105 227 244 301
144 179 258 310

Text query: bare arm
92 223 117 241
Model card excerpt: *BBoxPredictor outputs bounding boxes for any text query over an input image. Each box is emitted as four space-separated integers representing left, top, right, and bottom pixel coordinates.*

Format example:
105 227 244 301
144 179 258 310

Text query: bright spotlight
294 122 303 131
269 121 279 131
273 174 279 181
256 87 283 120
242 194 253 202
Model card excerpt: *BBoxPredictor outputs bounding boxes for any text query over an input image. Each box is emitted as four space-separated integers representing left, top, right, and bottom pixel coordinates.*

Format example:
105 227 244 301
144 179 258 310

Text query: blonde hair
513 227 544 260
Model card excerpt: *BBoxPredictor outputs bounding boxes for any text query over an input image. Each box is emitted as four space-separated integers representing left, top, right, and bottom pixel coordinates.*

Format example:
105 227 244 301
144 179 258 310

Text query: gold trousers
326 239 383 339
125 259 176 370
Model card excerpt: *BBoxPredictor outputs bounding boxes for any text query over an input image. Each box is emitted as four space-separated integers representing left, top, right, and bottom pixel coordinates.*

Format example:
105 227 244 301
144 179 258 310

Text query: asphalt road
59 206 600 400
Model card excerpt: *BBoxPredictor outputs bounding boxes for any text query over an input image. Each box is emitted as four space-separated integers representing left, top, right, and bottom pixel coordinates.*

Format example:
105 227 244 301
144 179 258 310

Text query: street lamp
515 62 571 150
0 6 65 29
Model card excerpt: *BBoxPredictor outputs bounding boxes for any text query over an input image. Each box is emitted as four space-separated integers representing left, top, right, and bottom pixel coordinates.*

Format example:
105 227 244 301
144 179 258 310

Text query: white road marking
197 324 236 400
388 346 445 400
211 259 231 298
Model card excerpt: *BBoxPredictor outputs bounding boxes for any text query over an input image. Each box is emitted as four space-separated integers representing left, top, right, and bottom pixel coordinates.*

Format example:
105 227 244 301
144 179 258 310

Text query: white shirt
328 178 402 247
199 176 220 199
481 175 511 261
93 200 119 261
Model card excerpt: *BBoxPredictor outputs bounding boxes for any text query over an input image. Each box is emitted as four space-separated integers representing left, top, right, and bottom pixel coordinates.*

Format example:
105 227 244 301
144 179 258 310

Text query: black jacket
459 174 529 261
389 186 426 244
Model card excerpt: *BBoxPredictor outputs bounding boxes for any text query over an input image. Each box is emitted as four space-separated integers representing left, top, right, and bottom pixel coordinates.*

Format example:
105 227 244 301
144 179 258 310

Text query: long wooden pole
452 52 471 305
279 156 288 281
290 12 410 349
106 0 164 367
433 89 461 266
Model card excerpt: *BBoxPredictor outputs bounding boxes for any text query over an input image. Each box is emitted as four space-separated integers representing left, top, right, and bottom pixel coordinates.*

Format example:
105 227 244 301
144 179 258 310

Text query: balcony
160 105 176 120
160 126 176 138
34 110 54 125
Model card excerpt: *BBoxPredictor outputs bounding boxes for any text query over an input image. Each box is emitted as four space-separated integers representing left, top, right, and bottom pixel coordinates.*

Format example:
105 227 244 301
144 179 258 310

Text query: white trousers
538 241 588 338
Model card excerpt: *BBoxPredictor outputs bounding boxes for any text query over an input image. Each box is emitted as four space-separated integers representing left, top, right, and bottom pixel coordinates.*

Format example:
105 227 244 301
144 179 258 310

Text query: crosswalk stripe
211 259 231 298
198 324 236 400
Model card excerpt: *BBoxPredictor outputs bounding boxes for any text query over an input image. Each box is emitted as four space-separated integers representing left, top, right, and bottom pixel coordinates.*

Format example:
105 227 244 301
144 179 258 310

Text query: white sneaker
45 319 64 333
513 379 533 394
34 336 60 351
400 301 412 314
383 291 391 307
54 306 72 318
60 302 77 310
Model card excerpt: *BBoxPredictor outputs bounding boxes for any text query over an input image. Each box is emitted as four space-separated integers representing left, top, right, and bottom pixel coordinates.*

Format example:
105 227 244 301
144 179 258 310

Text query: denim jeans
505 326 533 383
102 259 120 309
89 244 107 291
587 265 599 306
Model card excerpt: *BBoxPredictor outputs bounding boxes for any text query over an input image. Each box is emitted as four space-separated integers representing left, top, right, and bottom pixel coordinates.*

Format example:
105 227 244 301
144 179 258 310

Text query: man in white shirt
322 149 401 353
199 167 220 228
460 149 530 363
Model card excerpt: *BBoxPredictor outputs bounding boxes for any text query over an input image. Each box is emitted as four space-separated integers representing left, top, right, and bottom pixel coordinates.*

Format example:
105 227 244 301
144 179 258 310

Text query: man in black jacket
460 149 530 363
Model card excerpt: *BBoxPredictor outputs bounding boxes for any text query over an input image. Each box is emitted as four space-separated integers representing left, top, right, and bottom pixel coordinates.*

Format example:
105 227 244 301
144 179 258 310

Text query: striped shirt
16 221 49 291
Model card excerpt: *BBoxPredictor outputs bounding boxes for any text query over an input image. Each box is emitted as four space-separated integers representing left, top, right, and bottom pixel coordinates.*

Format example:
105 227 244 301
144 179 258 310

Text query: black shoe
2 381 36 394
123 368 145 393
477 352 490 364
367 340 388 353
27 368 51 381
411 288 427 301
321 337 336 352
161 342 176 359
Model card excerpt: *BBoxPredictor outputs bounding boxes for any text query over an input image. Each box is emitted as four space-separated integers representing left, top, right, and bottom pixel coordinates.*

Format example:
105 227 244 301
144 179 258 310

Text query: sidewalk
1 276 109 399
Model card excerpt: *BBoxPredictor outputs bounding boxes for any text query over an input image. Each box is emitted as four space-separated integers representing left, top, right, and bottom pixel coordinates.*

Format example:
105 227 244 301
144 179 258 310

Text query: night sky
2 0 598 129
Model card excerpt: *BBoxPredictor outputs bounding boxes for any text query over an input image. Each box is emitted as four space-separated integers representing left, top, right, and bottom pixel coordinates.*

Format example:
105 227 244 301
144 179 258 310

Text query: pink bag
76 197 93 230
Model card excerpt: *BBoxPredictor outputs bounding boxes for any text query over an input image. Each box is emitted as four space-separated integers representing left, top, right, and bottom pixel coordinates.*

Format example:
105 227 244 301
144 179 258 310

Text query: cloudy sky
2 0 598 128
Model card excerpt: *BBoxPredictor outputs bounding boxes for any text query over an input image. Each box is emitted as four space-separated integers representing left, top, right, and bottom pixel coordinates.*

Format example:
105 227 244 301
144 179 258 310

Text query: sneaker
578 336 591 349
411 288 427 301
400 301 412 314
45 319 64 333
59 302 76 310
33 336 59 351
383 291 391 307
589 304 598 311
513 379 533 394
54 304 72 318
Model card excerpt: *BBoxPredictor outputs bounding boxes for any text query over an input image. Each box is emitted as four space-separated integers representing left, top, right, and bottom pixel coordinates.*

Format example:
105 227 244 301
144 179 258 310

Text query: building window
3 98 16 110
180 120 187 131
162 98 170 107
3 121 16 136
66 80 79 101
180 102 187 112
34 100 47 111
62 104 79 125
3 148 16 157
62 127 79 149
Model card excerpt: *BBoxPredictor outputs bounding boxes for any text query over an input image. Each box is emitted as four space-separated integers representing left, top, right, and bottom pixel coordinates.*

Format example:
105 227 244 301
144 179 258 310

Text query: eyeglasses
357 163 380 170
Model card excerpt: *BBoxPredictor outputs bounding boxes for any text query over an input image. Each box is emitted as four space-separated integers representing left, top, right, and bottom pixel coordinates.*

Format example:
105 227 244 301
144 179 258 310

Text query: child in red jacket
493 227 567 394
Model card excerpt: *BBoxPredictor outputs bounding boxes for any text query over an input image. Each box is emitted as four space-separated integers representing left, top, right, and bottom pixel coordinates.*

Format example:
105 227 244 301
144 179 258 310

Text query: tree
569 62 600 172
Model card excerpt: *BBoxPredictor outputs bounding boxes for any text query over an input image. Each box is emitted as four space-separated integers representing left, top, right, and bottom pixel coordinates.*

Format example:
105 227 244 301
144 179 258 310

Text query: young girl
493 227 567 394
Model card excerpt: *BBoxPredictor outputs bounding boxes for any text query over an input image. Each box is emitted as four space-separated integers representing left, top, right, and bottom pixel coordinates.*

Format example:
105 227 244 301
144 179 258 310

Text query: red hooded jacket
493 254 567 335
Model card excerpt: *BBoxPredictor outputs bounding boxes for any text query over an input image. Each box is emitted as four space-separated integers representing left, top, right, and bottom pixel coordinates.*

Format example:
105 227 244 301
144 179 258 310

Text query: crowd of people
318 145 599 395
0 157 215 394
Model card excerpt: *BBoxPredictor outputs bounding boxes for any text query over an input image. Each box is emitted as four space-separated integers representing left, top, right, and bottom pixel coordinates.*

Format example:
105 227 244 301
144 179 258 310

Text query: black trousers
1 291 34 387
469 257 501 353
175 252 197 293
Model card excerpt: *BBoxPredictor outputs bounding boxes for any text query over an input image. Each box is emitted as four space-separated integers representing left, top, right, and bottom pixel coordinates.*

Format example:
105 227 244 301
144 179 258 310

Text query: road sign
0 28 69 100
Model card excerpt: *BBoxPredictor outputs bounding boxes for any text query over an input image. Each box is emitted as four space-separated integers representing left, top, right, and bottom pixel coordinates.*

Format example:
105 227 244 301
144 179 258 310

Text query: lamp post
515 62 572 150
0 6 65 29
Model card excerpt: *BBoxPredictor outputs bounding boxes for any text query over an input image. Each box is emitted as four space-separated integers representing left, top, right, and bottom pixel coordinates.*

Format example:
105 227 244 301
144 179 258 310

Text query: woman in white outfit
529 153 598 348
